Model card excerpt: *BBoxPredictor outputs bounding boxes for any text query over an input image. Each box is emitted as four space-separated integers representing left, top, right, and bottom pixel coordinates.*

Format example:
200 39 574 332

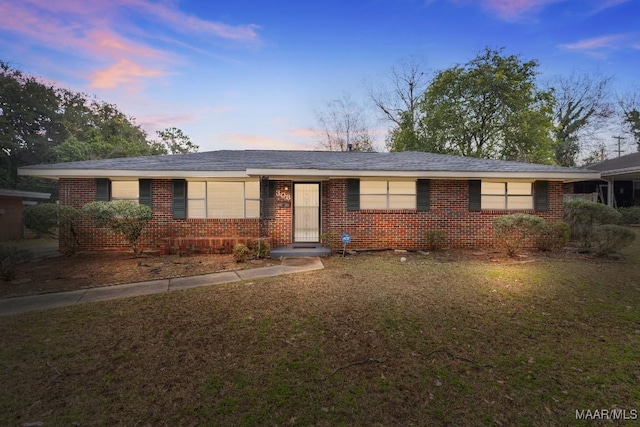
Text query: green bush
82 201 152 257
253 239 270 259
563 199 621 247
536 221 570 252
233 243 251 263
493 214 545 257
424 230 446 251
618 206 640 225
0 246 33 281
591 224 636 256
24 203 81 254
23 203 59 237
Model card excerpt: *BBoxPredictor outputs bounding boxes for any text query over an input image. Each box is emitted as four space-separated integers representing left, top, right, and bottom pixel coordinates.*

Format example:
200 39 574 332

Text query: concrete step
270 244 332 258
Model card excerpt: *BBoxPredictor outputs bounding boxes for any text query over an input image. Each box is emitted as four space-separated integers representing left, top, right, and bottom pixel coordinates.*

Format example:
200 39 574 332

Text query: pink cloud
559 33 637 56
477 0 566 21
124 0 261 42
288 128 322 139
90 59 164 89
221 133 314 151
0 0 261 90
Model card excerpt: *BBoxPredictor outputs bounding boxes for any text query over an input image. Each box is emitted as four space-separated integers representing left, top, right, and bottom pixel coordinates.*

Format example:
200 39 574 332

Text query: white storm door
293 183 320 242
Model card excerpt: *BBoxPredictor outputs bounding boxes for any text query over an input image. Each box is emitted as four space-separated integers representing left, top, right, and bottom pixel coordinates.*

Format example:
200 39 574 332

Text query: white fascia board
600 167 640 178
18 169 250 179
0 189 51 199
246 168 601 181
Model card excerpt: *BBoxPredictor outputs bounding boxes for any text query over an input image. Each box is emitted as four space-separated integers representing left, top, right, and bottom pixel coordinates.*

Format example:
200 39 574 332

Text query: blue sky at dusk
1 0 638 154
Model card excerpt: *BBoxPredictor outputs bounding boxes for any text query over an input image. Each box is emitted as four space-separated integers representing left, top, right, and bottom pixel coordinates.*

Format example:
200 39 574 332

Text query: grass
1 233 640 426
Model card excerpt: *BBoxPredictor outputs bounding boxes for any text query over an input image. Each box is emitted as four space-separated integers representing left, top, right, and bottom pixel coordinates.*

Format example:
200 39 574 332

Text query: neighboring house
0 189 51 241
567 152 640 208
18 150 599 254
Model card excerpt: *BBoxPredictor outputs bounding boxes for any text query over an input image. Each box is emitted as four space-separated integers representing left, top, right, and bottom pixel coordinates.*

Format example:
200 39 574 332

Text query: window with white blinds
481 181 533 210
360 180 416 209
111 181 139 202
187 181 260 219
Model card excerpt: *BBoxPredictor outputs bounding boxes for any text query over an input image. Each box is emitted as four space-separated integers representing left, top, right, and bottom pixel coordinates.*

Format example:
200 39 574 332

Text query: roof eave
18 169 250 179
246 168 602 181
19 167 601 182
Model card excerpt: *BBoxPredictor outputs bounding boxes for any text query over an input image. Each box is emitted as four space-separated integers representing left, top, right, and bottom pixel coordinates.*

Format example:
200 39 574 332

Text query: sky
1 0 639 155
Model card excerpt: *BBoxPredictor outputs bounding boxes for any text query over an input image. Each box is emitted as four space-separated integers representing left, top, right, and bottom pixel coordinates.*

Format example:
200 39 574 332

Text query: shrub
23 204 81 254
591 224 636 256
618 206 640 225
563 199 621 247
82 201 153 257
253 239 270 259
0 246 33 281
424 230 446 251
493 214 545 257
536 221 570 252
23 203 59 237
233 243 251 263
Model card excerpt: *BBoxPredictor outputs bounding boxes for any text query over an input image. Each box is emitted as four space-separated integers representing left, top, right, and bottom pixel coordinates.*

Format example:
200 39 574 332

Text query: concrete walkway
0 257 324 316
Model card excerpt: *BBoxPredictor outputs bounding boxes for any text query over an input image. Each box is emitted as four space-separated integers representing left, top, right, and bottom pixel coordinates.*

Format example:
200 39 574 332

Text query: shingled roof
587 152 640 177
19 150 600 180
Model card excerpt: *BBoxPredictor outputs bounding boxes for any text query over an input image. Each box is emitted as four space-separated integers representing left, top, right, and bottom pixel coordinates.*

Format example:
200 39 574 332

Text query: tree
416 48 556 163
315 93 375 152
367 56 430 151
0 62 67 190
150 127 199 154
618 92 640 151
1 62 171 196
550 73 614 166
82 201 153 257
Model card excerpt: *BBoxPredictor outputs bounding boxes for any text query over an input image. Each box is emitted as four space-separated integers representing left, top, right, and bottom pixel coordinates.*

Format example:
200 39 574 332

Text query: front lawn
1 233 639 426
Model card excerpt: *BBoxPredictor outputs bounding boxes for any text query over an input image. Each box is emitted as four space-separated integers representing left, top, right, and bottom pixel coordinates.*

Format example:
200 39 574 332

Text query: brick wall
324 179 564 250
59 178 263 253
59 177 565 252
0 196 25 241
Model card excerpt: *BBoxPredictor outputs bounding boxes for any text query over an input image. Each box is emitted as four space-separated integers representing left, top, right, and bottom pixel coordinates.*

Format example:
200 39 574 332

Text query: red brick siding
59 178 263 253
59 177 564 252
0 196 25 241
324 179 564 250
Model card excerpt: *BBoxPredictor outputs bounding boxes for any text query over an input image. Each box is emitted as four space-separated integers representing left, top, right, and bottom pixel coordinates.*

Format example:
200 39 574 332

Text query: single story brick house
0 189 51 241
19 150 599 255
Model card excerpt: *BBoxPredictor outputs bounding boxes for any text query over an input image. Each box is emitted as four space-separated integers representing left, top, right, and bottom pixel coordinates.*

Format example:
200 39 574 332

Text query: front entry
293 183 320 242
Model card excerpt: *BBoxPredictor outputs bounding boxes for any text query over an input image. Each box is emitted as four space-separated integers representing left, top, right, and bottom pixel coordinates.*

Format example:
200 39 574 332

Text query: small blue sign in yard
341 233 351 244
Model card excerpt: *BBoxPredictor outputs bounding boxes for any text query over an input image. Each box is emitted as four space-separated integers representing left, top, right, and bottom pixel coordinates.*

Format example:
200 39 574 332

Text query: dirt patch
1 252 279 298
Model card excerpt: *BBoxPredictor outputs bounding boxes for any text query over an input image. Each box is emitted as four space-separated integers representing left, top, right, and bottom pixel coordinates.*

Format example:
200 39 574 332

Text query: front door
293 183 320 242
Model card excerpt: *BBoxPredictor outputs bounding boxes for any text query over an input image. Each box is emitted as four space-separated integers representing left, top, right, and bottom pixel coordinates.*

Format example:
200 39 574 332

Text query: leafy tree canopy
399 48 555 164
1 61 194 196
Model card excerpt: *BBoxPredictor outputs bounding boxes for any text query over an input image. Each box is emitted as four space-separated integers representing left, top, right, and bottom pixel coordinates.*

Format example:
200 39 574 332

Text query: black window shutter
416 179 431 211
468 180 481 211
139 179 152 208
260 178 276 219
96 178 110 201
534 180 549 211
172 179 186 219
346 179 360 211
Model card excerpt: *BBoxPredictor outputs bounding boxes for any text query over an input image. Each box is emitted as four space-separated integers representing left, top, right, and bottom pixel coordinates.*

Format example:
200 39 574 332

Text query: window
111 180 139 202
481 181 533 210
360 180 416 210
187 181 260 219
